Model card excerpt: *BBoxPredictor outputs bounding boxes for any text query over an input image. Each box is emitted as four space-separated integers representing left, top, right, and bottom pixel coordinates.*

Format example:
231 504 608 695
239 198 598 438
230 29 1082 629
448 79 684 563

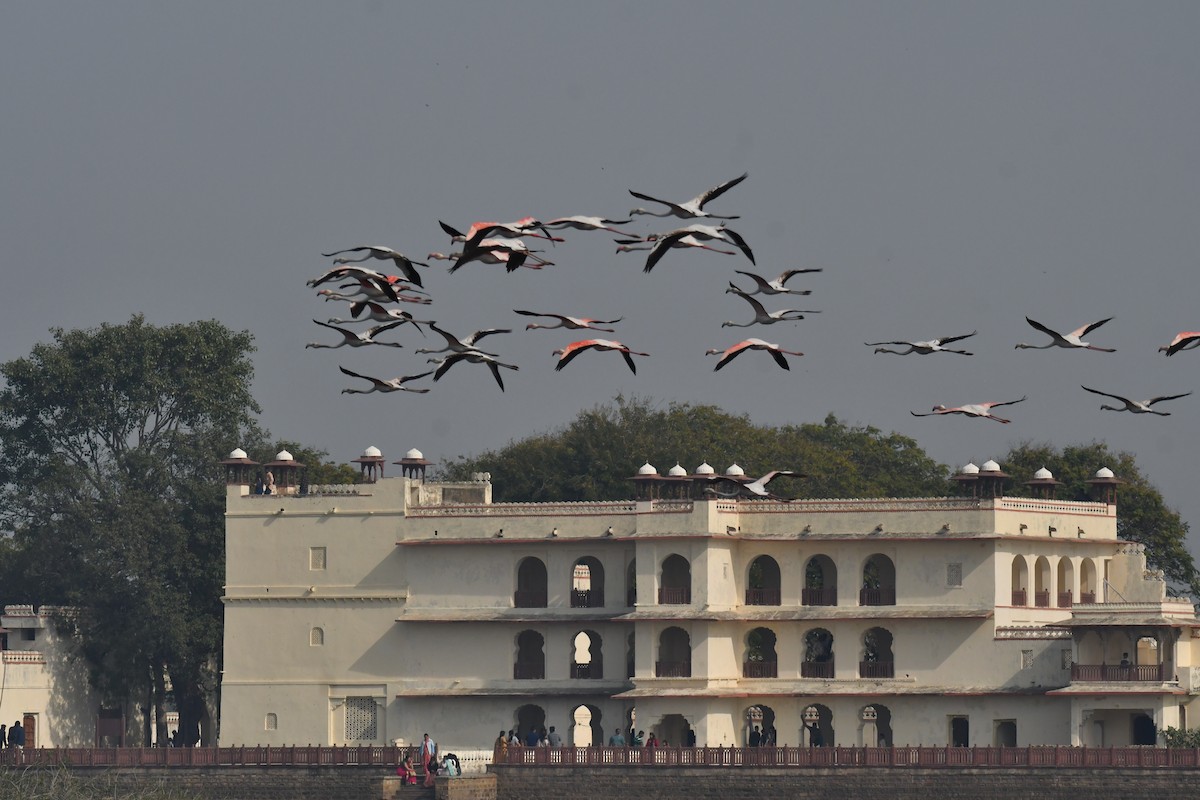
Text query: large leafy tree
0 316 261 746
1000 442 1198 597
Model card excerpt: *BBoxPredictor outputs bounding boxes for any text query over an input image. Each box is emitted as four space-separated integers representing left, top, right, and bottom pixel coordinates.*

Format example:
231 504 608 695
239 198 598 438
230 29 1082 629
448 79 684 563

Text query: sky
3 4 1199 552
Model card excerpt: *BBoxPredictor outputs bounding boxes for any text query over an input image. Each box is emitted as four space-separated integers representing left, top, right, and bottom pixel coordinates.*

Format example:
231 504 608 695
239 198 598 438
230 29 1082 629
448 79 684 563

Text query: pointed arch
514 629 545 679
571 556 605 608
744 627 778 678
571 629 604 679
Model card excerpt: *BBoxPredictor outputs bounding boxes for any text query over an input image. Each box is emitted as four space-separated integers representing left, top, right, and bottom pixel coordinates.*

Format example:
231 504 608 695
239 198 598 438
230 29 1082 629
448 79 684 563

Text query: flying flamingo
414 323 511 357
910 397 1027 423
865 331 977 356
705 339 804 371
1015 317 1116 352
1081 386 1192 415
439 218 558 246
428 350 519 392
704 469 801 500
540 215 637 236
628 173 748 220
513 310 623 332
553 339 649 374
729 269 823 296
447 238 553 274
338 366 434 394
306 320 408 349
630 223 755 264
326 301 432 331
428 250 549 271
1160 332 1200 356
318 277 430 305
320 246 429 288
616 233 737 273
723 289 817 327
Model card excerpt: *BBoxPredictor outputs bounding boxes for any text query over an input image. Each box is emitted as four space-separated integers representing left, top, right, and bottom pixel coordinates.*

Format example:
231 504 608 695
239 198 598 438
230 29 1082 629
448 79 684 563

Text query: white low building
218 449 1200 749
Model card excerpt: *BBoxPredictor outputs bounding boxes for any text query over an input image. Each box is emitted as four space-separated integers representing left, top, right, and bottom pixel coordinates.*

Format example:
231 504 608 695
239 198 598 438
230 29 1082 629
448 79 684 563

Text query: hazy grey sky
4 4 1199 551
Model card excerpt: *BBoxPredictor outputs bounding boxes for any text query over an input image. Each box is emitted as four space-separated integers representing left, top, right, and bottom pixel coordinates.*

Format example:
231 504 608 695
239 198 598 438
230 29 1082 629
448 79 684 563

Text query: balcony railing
658 587 690 605
743 660 778 678
1034 590 1050 608
859 586 896 606
571 589 604 608
1071 663 1168 682
859 660 895 679
801 660 834 679
802 587 836 606
745 588 781 606
655 660 691 678
1011 589 1027 606
513 590 547 608
1080 591 1097 604
1057 591 1073 608
513 661 545 680
571 663 602 679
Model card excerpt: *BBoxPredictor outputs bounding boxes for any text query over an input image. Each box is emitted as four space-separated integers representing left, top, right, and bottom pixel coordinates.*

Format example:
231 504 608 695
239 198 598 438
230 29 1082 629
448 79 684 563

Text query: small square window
946 563 963 587
310 547 327 571
1061 649 1074 670
265 713 278 731
1021 649 1034 669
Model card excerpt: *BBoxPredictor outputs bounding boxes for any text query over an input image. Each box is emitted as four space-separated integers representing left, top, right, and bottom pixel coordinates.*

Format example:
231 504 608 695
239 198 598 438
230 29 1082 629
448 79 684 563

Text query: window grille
310 547 327 570
946 563 963 587
310 627 324 646
1021 649 1034 669
1061 649 1074 669
265 713 278 731
345 697 378 741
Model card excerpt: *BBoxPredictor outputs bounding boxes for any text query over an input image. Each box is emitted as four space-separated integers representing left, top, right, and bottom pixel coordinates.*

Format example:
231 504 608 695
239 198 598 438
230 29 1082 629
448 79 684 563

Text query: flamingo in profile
541 215 637 236
729 269 822 296
553 340 649 374
631 224 755 264
326 301 431 331
628 173 747 220
1160 332 1200 356
306 320 408 349
428 250 548 271
428 351 519 392
616 233 737 273
414 323 511 357
1015 317 1116 352
448 238 553 274
866 332 977 356
338 366 434 394
318 276 430 305
320 246 429 288
705 339 804 371
910 397 1027 423
1081 386 1192 416
439 218 558 246
513 310 623 332
723 289 817 327
704 469 801 501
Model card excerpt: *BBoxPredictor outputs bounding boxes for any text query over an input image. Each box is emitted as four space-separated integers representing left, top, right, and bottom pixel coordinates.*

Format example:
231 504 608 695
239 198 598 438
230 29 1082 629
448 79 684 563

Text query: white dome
695 462 715 475
275 450 293 462
960 462 979 474
228 447 248 459
981 459 1001 472
637 462 658 476
1033 466 1054 480
668 464 688 477
405 448 424 460
363 445 382 458
1095 466 1115 479
725 463 745 477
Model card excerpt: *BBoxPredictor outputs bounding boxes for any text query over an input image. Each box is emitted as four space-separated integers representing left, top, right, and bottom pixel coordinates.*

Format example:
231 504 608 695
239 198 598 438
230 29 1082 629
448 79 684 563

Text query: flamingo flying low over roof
704 469 802 501
1081 386 1192 415
553 339 649 374
513 310 623 332
628 172 747 220
1015 317 1116 352
910 397 1027 424
705 339 804 371
338 366 433 394
1160 332 1200 356
865 331 977 356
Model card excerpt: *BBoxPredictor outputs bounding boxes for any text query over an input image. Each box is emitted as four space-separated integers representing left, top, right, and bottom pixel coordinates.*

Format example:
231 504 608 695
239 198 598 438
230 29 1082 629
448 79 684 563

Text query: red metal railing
1011 589 1027 606
802 587 836 606
658 587 690 605
859 660 895 679
1071 663 1168 682
1080 591 1097 604
499 744 1200 768
1035 590 1050 608
571 589 604 608
655 660 691 678
1058 591 1073 608
742 660 778 678
513 590 547 608
571 663 602 679
801 660 834 678
859 586 896 606
745 588 781 606
513 661 545 679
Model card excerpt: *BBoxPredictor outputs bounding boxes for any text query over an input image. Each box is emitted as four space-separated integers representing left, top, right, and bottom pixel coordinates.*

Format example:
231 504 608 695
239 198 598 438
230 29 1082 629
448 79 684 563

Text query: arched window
860 554 896 606
744 627 778 678
1080 559 1099 603
1011 556 1029 606
515 557 548 608
265 713 278 731
803 555 837 606
654 713 693 748
1057 558 1075 607
802 628 834 678
515 704 546 745
571 557 605 608
744 705 776 746
747 556 781 606
1033 556 1051 607
626 558 637 607
659 555 691 604
514 630 545 679
310 627 324 646
572 630 604 679
863 704 892 747
626 631 635 678
803 704 833 747
571 704 603 747
656 627 691 677
860 627 894 679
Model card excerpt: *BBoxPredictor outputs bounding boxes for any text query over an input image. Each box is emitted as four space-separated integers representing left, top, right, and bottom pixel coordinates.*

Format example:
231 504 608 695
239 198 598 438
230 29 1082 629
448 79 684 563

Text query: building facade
219 450 1200 750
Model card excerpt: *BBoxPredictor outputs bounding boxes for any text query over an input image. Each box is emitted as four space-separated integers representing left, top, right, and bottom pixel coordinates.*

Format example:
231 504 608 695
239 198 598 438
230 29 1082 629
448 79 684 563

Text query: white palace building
218 447 1200 750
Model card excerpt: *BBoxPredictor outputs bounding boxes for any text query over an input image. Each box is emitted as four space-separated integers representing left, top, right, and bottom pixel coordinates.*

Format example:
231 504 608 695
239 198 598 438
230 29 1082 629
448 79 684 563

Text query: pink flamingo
705 339 804 371
553 339 649 374
910 397 1027 423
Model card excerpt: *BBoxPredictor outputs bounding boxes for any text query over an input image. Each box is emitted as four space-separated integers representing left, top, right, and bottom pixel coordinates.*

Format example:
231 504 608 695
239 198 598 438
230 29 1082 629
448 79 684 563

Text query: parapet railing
500 744 1200 768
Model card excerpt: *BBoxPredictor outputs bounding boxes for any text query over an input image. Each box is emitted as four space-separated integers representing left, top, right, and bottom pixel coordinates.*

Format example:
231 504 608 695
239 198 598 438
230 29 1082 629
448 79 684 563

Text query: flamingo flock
305 172 1195 445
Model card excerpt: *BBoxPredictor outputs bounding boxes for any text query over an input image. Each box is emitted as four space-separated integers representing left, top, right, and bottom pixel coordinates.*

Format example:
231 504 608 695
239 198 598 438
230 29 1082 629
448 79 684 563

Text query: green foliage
443 397 951 502
0 764 201 799
1161 726 1200 748
1001 441 1199 597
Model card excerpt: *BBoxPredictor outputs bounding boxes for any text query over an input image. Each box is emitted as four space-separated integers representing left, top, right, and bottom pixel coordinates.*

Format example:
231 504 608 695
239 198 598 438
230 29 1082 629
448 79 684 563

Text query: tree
1000 442 1199 598
0 316 261 746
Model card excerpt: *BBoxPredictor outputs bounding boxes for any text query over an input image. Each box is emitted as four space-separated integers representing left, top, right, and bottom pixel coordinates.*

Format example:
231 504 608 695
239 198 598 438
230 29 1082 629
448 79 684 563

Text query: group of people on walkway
396 733 460 787
0 722 25 749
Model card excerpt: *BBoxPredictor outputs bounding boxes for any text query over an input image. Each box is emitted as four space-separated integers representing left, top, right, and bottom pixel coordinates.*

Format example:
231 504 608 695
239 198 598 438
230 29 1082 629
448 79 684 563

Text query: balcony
655 660 691 678
859 586 896 606
658 587 690 605
802 587 837 606
1034 590 1050 608
1080 591 1097 604
1071 663 1168 682
570 589 604 608
513 661 545 680
513 590 547 608
743 660 778 679
859 661 895 679
571 663 602 679
1011 589 1027 606
801 660 834 679
1057 591 1073 608
745 588 781 606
